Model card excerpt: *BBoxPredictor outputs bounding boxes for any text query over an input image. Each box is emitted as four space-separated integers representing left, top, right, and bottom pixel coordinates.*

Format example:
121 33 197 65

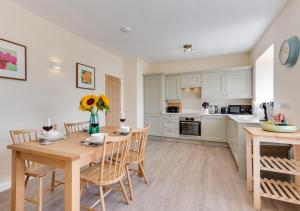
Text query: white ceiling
10 0 287 63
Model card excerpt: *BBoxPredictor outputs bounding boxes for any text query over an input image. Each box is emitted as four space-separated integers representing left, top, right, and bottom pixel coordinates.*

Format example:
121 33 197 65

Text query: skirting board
0 180 10 192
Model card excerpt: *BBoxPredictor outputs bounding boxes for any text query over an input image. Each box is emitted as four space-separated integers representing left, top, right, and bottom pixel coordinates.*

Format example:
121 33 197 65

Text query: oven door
179 121 201 136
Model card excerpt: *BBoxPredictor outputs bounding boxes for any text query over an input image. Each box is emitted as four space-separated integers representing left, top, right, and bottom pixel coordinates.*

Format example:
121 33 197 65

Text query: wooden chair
80 132 132 211
64 121 89 134
125 125 150 200
10 129 62 211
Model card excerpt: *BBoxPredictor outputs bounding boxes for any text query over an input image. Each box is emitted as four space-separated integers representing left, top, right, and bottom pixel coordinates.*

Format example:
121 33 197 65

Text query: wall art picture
0 38 27 80
76 62 95 90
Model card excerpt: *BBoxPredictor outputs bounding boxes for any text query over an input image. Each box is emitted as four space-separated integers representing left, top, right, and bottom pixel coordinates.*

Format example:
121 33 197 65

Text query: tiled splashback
182 88 252 112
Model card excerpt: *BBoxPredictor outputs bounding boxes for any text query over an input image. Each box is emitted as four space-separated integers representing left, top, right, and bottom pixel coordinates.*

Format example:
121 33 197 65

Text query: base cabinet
227 118 239 163
202 116 227 142
162 114 179 138
144 114 162 136
227 118 259 178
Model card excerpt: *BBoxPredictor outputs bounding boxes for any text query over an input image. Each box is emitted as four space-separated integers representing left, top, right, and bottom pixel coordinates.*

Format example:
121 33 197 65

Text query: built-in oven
179 117 201 136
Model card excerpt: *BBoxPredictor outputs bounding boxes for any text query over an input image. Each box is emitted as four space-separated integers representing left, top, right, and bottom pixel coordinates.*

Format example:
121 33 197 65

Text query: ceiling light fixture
183 44 193 53
120 26 131 33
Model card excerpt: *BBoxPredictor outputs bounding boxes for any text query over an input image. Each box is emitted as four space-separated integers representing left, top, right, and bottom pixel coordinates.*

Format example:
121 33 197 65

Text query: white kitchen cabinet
202 72 225 98
144 114 162 136
144 74 164 114
202 116 227 142
225 69 252 98
165 75 182 100
227 118 236 160
180 74 201 88
162 114 179 138
226 116 260 178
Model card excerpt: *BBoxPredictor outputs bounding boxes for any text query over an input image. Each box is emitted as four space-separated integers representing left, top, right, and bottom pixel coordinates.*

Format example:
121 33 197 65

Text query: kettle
202 102 210 114
209 105 219 114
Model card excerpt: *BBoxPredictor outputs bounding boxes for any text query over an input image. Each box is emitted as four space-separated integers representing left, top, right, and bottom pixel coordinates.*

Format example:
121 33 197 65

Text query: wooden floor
1 139 299 211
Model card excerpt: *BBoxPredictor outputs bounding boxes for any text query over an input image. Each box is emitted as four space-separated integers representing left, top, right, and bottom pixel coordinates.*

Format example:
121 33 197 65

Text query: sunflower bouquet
80 94 110 112
80 94 110 134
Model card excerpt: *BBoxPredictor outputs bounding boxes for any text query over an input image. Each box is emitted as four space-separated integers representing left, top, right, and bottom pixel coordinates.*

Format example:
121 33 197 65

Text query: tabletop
244 127 300 139
7 126 131 164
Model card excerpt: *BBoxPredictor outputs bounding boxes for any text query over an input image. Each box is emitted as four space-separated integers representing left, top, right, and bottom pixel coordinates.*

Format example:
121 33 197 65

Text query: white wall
0 0 124 191
251 0 300 125
124 57 147 128
145 52 251 74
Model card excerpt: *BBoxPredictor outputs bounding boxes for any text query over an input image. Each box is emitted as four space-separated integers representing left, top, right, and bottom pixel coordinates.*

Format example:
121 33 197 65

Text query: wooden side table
244 127 300 210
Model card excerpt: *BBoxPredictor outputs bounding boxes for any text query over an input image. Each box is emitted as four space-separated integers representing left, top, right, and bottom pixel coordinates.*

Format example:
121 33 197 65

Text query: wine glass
43 118 53 132
120 114 126 127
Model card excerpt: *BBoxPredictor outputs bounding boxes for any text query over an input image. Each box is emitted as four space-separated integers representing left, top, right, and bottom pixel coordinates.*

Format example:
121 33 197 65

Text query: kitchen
144 65 276 178
1 0 300 210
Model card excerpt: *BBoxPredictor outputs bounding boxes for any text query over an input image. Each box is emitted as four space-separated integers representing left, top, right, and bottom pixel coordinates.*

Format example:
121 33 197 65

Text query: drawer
163 118 178 125
163 127 179 132
163 115 179 120
163 128 179 138
163 122 178 129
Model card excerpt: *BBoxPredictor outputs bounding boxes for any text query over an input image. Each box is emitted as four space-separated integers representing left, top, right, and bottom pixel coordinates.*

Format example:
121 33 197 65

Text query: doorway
105 75 121 127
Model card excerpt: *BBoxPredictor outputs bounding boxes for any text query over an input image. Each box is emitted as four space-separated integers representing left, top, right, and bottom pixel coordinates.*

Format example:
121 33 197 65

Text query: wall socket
280 102 290 110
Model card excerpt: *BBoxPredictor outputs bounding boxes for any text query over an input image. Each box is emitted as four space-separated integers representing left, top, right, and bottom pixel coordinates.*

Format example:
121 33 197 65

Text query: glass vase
89 112 100 134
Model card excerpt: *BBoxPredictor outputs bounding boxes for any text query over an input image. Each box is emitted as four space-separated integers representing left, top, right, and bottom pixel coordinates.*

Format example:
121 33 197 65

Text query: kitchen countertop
162 112 261 124
227 115 261 124
162 112 227 116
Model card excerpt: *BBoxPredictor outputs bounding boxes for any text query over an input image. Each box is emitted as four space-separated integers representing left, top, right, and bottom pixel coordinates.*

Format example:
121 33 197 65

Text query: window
255 44 274 104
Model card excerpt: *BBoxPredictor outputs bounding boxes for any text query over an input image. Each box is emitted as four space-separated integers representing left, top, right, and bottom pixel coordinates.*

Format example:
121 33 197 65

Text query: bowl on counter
261 122 297 133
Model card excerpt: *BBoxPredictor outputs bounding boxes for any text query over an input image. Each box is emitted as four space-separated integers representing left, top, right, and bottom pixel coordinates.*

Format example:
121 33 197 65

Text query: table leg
64 159 80 211
253 138 261 210
11 150 25 211
294 145 300 189
138 160 145 177
246 133 253 192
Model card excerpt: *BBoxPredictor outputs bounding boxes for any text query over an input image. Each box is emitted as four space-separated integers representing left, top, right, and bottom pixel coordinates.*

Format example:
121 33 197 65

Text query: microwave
228 105 252 115
166 106 179 113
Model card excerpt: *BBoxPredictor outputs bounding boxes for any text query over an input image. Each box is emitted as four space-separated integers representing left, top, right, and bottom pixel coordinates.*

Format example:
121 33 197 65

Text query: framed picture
0 38 27 81
76 62 95 90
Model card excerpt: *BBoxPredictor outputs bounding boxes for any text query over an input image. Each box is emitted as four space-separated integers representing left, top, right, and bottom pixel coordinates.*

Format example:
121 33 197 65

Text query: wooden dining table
7 126 143 211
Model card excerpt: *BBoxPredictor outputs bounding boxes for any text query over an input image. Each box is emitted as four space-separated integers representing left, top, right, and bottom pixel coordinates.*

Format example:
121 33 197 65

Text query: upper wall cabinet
225 68 252 98
144 74 164 114
180 74 202 88
202 68 252 99
165 75 182 100
202 72 225 98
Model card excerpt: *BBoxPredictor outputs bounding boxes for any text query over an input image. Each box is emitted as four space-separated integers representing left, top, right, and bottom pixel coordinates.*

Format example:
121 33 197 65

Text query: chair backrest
64 121 89 134
10 129 39 169
98 132 132 184
129 124 150 162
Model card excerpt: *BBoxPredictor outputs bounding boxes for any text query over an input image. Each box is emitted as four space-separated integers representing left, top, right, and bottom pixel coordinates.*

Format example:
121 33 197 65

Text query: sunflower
80 95 98 111
97 94 110 111
79 101 85 111
101 95 110 107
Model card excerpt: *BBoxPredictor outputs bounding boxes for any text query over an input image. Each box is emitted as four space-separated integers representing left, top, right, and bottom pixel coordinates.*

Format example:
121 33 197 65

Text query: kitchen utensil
209 105 218 114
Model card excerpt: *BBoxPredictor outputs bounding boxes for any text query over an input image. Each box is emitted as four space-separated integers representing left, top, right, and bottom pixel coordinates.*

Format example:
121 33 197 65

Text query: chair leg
51 171 56 192
99 186 106 211
126 165 133 201
138 162 148 184
119 180 129 205
25 176 30 187
38 177 43 211
80 181 86 197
